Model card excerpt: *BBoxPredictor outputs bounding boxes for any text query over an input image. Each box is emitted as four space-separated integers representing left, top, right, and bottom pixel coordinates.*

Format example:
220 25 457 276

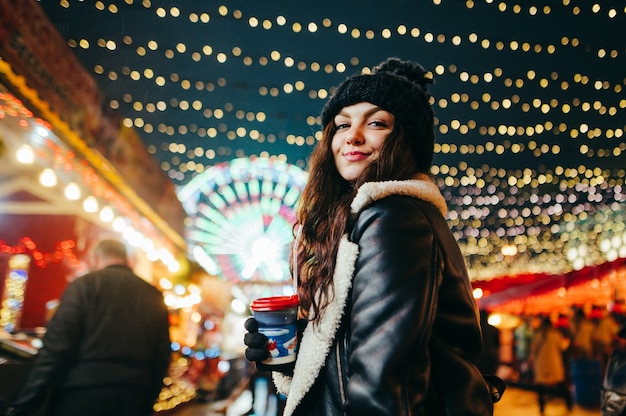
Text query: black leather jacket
274 177 494 415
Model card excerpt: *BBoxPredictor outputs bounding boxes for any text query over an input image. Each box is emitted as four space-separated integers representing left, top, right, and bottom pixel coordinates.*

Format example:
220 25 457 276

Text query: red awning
473 258 626 315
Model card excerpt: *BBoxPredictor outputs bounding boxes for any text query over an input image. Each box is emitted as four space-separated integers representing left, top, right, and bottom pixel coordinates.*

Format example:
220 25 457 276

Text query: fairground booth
0 3 211 413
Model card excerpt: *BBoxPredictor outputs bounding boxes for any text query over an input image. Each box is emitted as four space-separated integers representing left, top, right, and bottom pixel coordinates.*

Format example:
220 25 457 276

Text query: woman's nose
346 127 364 145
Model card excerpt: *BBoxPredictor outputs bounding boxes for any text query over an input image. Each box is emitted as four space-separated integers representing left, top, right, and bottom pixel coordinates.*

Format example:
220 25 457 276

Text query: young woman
245 57 500 415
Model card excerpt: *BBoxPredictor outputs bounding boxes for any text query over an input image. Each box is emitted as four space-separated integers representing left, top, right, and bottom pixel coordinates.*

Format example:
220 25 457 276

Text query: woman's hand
244 317 270 365
243 317 306 375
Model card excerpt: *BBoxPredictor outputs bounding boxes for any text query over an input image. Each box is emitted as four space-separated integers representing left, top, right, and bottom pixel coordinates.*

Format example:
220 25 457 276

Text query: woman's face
331 102 394 182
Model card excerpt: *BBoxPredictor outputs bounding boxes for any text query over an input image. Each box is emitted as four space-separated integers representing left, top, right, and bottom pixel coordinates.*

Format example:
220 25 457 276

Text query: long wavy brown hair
294 116 433 323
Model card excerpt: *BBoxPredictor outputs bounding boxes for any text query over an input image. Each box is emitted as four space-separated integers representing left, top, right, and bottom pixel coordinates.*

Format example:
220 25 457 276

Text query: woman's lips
343 151 369 162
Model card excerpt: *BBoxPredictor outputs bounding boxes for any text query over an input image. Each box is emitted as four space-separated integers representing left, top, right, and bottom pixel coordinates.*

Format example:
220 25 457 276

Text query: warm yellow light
39 169 57 187
487 313 501 326
83 196 99 213
64 183 81 200
16 144 34 164
473 288 483 299
490 313 521 329
191 311 202 323
159 278 173 290
502 244 518 256
34 125 49 137
99 206 114 222
231 298 247 314
112 217 126 232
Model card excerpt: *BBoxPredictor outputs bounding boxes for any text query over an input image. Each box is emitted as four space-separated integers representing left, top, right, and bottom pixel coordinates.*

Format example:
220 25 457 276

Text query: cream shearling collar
274 235 359 416
350 173 447 217
273 175 447 416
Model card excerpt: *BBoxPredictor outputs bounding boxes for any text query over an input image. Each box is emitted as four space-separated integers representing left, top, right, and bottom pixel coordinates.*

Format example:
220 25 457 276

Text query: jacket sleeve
147 302 172 406
345 196 442 415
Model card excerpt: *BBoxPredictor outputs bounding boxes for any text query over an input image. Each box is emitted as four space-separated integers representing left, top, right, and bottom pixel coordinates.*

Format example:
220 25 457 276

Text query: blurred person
593 306 620 373
571 306 595 359
610 302 626 328
514 315 535 384
530 315 573 414
478 309 501 376
569 306 604 409
244 57 504 415
4 239 171 416
555 313 574 388
555 313 574 342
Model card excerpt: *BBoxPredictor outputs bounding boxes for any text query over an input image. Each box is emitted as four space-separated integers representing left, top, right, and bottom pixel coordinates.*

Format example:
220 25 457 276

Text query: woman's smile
342 151 370 162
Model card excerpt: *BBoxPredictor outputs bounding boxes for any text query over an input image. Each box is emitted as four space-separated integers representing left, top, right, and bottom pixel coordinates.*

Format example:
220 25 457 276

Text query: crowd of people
506 305 624 414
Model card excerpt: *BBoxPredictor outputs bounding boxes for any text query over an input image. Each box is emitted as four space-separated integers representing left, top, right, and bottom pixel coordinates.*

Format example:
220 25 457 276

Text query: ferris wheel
177 157 308 285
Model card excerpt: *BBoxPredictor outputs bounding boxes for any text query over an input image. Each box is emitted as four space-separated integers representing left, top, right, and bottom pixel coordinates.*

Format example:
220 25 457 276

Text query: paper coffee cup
250 295 299 365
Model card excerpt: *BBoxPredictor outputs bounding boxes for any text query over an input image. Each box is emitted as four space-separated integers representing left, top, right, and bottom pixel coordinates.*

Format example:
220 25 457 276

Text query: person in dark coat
4 238 171 416
245 57 503 415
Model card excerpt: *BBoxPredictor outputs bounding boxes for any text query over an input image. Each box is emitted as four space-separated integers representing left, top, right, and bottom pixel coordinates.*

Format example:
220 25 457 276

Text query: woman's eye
335 123 350 130
370 120 388 127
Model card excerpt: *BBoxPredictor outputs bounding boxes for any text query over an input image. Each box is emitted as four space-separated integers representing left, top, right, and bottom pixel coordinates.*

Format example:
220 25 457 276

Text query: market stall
0 2 197 412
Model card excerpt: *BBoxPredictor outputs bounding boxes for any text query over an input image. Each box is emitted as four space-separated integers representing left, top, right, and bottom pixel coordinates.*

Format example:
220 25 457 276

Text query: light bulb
64 183 81 200
83 196 99 213
39 169 57 187
16 145 34 164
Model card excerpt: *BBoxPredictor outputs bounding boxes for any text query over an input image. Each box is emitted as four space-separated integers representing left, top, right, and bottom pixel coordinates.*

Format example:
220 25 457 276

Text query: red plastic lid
250 295 299 312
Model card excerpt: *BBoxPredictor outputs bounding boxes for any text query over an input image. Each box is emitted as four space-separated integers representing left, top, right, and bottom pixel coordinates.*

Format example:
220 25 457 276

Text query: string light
99 205 115 222
0 238 80 269
82 196 99 213
1 90 182 273
19 2 626 285
64 182 81 200
39 168 57 187
15 144 34 164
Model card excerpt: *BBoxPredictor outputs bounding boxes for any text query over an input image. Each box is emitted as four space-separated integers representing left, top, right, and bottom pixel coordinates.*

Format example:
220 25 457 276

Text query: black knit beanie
321 57 435 170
